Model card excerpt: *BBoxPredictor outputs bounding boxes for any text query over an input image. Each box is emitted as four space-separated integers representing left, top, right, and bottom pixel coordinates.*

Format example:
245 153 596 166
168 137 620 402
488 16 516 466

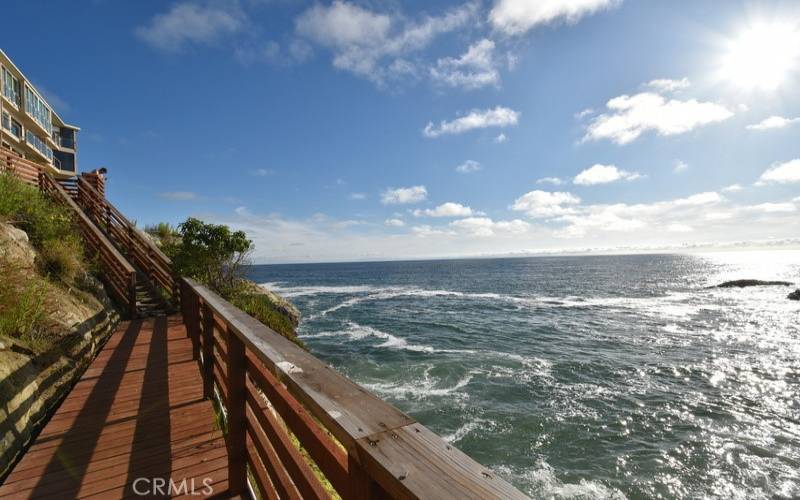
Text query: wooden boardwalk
0 315 230 499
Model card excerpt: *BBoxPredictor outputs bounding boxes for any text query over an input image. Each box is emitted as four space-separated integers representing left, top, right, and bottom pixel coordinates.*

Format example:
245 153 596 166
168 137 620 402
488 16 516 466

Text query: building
1 48 78 178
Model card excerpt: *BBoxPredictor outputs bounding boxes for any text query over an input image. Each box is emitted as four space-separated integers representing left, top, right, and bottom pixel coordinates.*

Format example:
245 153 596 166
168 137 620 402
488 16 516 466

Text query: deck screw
368 439 379 447
391 433 399 439
398 474 407 481
481 472 492 479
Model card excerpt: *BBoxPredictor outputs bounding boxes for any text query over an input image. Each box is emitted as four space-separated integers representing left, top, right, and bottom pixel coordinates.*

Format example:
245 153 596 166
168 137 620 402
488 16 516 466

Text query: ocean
246 251 800 499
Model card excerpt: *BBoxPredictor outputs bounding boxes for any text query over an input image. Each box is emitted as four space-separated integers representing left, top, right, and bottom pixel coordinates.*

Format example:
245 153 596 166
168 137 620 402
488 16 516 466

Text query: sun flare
720 22 800 91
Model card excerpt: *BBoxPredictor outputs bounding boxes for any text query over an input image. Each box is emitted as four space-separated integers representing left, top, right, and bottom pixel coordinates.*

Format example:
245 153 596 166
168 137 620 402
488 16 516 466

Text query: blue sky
5 0 800 263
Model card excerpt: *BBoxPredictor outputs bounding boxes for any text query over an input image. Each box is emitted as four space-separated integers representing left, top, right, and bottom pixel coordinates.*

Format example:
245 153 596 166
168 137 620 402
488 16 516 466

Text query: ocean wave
361 365 474 400
264 281 717 323
496 461 628 500
300 321 471 354
260 282 386 297
442 418 494 444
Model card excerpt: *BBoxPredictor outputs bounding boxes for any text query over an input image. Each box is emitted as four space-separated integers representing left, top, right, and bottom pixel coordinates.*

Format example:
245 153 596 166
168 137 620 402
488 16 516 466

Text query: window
24 85 51 134
26 129 53 160
2 67 21 107
2 111 22 138
11 119 21 138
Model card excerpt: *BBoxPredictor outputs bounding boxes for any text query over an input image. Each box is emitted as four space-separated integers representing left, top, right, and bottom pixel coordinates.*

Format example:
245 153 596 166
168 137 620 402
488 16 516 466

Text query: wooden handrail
2 149 42 187
75 176 179 304
180 277 528 499
39 172 138 317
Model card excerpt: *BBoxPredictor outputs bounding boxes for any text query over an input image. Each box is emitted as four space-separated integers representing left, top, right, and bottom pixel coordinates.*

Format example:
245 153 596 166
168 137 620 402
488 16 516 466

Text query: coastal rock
241 280 301 327
789 289 800 301
714 279 793 288
0 222 35 270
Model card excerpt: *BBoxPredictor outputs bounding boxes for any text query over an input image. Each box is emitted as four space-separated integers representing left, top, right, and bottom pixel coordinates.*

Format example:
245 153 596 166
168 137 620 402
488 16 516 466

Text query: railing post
225 326 247 495
201 302 214 399
348 455 389 499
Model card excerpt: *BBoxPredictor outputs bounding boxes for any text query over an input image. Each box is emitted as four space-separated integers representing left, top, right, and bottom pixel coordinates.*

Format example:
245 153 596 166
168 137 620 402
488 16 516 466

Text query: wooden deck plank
0 315 231 499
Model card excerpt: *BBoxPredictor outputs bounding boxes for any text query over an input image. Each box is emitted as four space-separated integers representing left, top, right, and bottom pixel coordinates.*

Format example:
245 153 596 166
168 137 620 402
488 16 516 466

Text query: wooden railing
76 176 178 305
180 277 528 499
2 149 42 187
39 172 138 317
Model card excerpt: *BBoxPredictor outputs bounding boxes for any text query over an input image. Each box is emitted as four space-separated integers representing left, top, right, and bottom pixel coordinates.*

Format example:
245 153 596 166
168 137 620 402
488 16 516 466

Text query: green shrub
38 237 84 284
0 262 48 348
230 293 306 349
144 222 180 248
0 173 82 250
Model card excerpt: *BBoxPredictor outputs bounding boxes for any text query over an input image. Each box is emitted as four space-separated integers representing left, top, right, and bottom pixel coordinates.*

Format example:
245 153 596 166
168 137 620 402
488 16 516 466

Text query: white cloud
411 224 453 237
430 39 500 90
205 192 799 263
348 192 367 200
413 202 475 217
295 1 478 86
722 184 743 192
424 106 520 138
666 223 694 233
573 164 641 185
746 115 800 131
584 92 733 145
537 177 565 185
511 190 581 217
543 191 723 237
757 159 800 185
135 2 246 53
159 191 200 201
745 202 797 213
252 168 275 176
494 133 508 143
295 1 390 47
455 160 482 173
381 185 428 204
575 108 594 119
674 192 723 206
510 187 730 238
385 218 405 227
450 217 530 237
489 0 621 35
645 77 691 92
673 160 689 173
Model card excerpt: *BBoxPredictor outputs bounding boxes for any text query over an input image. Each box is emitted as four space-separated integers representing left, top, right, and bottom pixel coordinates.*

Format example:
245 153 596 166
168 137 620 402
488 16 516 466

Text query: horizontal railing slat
246 353 350 494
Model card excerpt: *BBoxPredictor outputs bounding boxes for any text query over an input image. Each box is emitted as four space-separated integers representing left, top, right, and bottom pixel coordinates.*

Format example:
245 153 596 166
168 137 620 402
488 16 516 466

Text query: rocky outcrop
240 280 300 327
789 290 800 301
0 224 35 270
714 279 793 288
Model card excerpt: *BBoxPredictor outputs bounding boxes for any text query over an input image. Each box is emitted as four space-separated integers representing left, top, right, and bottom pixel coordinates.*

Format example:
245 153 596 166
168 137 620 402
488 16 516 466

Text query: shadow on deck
0 315 231 499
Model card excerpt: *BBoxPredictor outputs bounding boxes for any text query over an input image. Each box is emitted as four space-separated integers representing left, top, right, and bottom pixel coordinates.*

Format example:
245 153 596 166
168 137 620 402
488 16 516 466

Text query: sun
720 22 800 91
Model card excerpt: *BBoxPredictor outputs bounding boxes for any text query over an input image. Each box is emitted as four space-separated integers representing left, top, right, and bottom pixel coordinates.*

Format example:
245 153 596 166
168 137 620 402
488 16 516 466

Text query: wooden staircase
134 271 170 316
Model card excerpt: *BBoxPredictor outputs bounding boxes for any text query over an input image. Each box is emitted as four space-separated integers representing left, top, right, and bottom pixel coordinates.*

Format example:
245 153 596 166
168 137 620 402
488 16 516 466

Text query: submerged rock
789 289 800 301
714 279 792 288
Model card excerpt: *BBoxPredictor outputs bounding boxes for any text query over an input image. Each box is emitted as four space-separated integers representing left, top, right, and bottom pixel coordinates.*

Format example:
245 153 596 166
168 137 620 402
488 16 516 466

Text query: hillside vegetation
0 172 118 479
145 219 303 347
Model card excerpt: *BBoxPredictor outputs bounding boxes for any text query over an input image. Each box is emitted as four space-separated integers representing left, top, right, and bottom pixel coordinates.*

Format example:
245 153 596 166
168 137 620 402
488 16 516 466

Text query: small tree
170 218 253 296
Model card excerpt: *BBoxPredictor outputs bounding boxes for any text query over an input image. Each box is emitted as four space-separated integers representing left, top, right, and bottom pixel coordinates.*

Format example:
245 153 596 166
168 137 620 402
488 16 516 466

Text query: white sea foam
301 321 454 354
443 418 490 444
361 366 474 400
495 461 628 500
264 281 716 324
